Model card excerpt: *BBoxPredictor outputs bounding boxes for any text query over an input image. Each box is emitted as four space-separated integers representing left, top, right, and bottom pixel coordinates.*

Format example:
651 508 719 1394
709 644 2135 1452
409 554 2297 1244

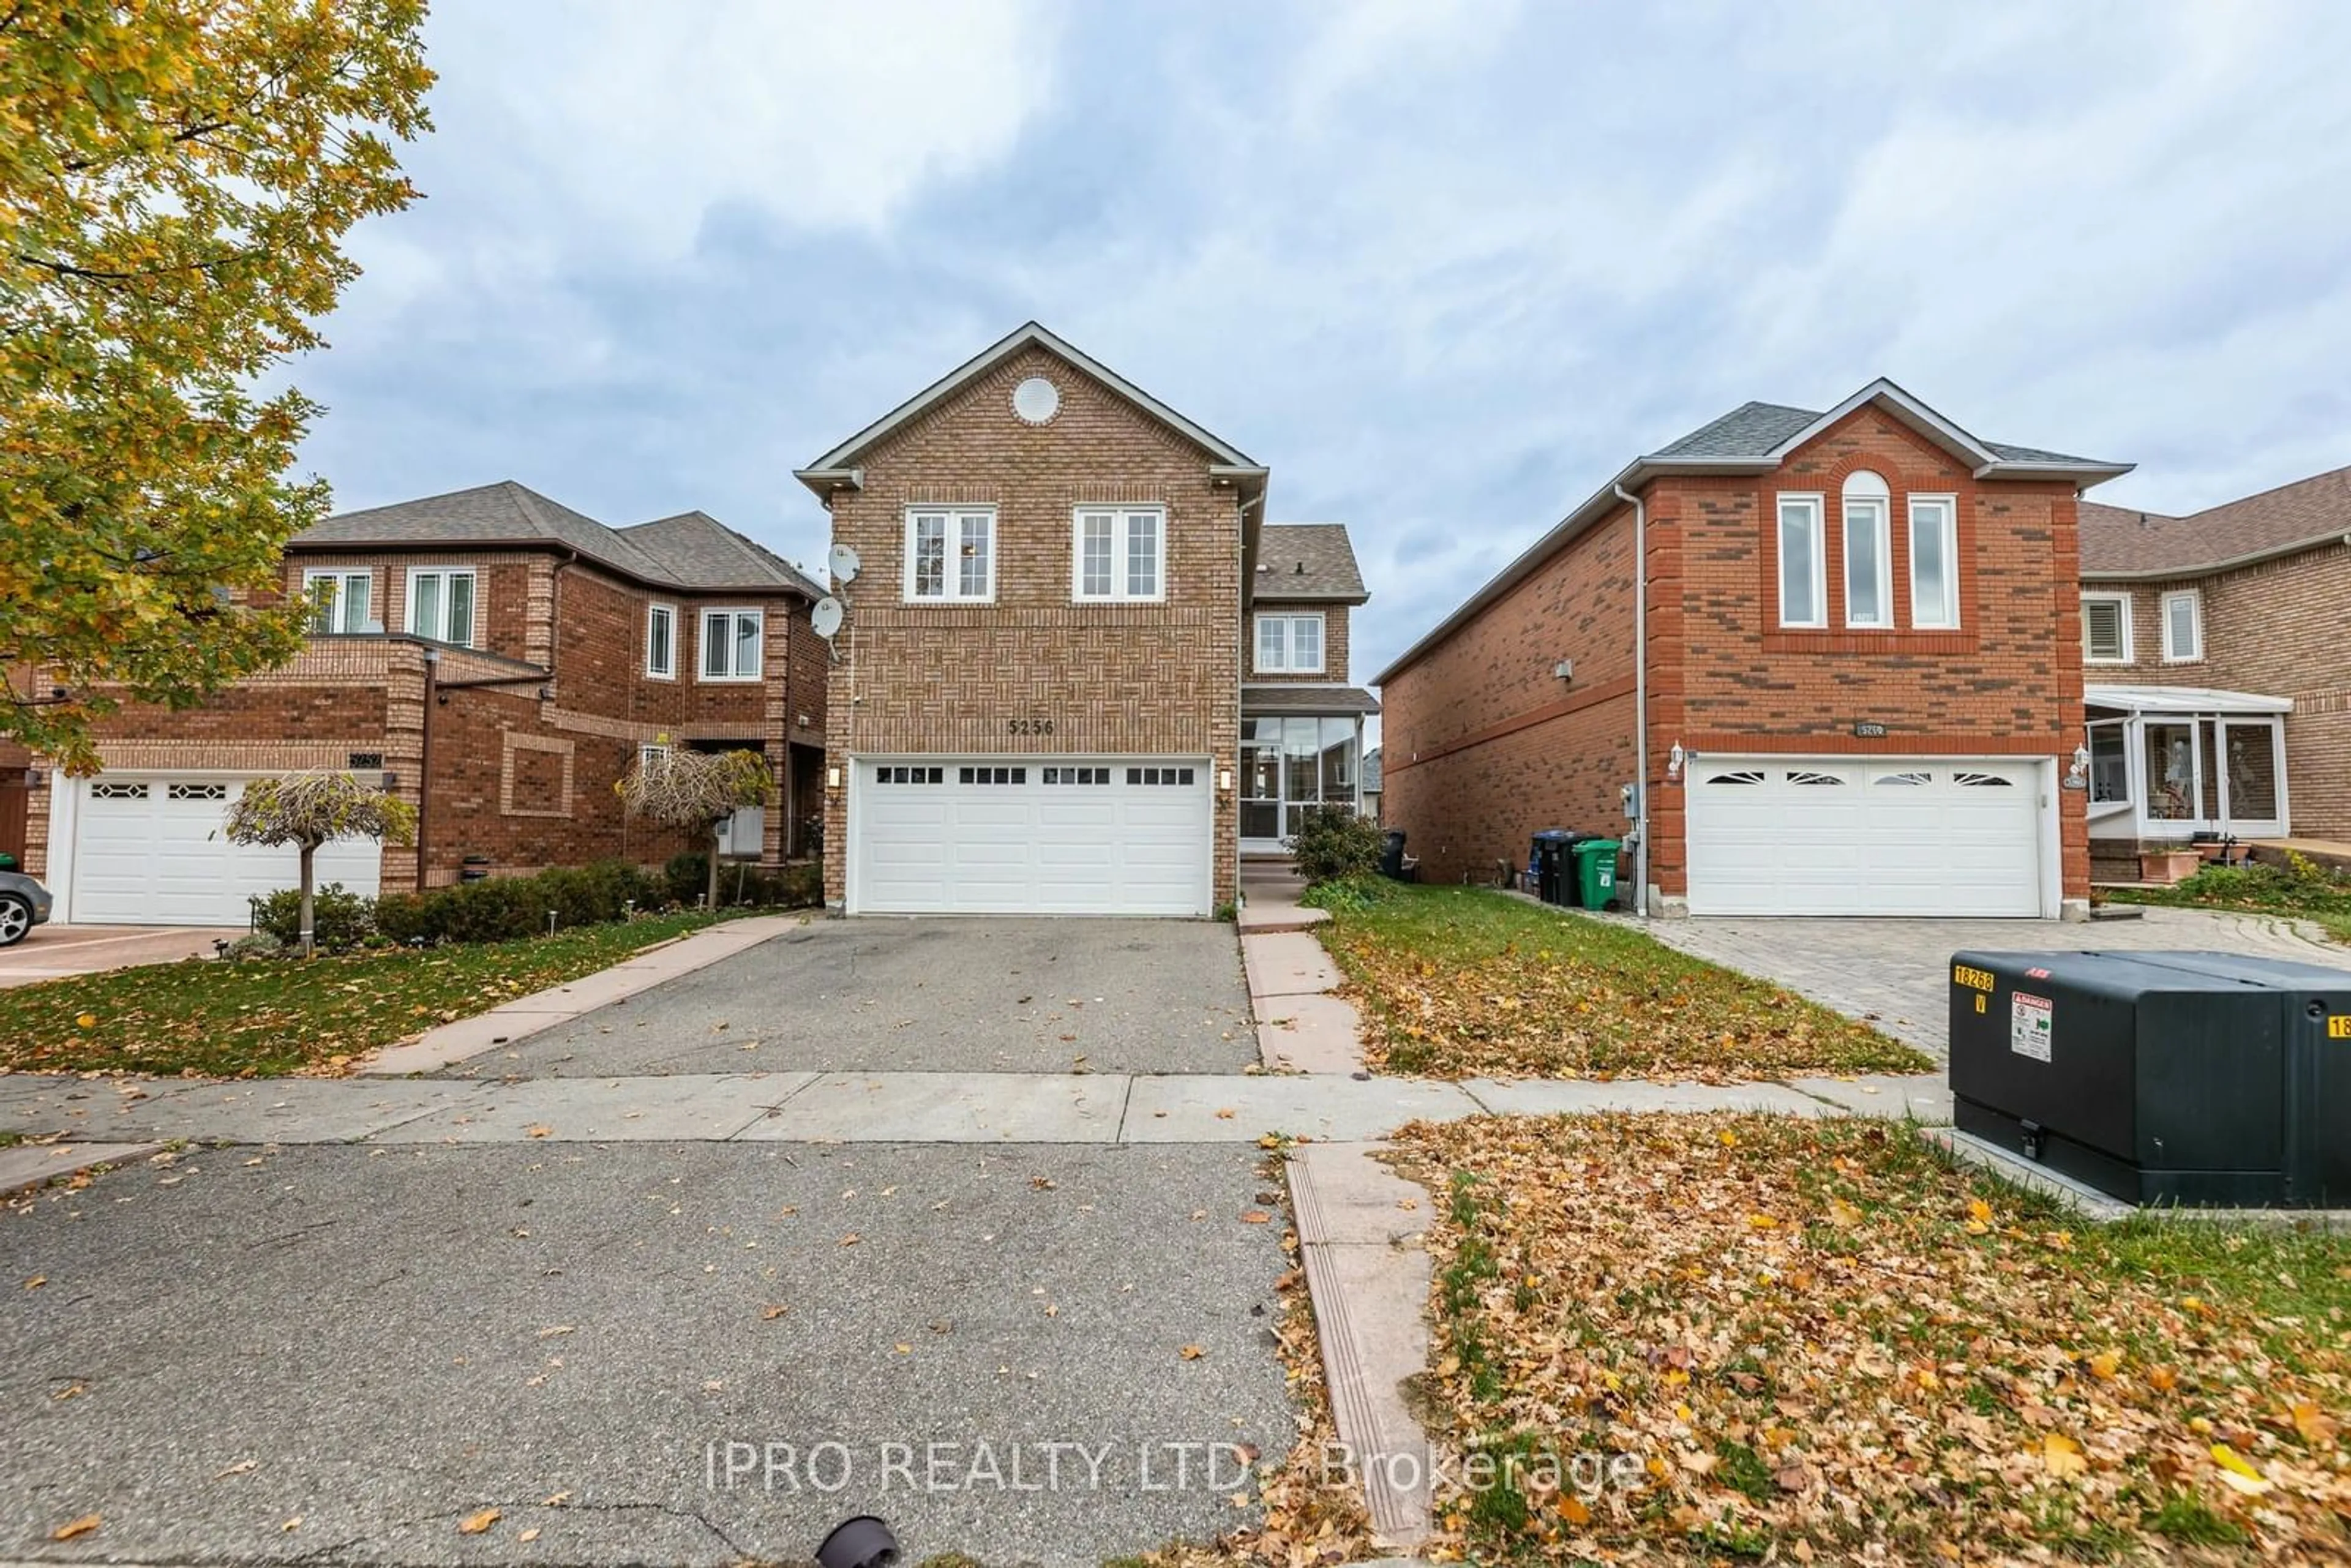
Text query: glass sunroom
1239 688 1379 852
2083 684 2292 843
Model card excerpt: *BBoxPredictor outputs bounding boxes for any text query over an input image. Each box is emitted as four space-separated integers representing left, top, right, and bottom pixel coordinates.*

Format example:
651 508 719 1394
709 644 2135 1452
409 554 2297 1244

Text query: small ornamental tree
616 748 771 910
222 771 416 955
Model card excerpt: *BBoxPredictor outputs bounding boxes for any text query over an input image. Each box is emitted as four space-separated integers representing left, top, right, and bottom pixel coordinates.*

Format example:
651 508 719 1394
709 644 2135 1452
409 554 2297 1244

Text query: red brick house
1376 380 2130 918
795 321 1372 916
2078 465 2351 868
2 482 827 925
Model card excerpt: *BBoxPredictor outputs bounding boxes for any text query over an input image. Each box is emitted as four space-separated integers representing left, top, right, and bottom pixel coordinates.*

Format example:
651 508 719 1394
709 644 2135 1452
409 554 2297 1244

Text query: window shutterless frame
1907 493 1960 629
903 506 997 602
1253 612 1325 673
403 566 477 646
1775 494 1826 628
698 607 763 682
2161 588 2202 662
1070 506 1166 602
302 568 372 634
2082 592 2133 662
1841 473 1892 630
645 602 677 679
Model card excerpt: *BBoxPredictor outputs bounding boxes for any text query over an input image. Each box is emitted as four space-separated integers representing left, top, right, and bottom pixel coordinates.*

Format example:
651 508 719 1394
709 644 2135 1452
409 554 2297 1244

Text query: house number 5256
1007 717 1056 735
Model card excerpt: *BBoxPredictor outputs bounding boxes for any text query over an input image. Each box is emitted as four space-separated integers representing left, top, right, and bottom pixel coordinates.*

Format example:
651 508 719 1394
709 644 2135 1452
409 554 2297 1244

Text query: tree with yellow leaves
1 1 435 771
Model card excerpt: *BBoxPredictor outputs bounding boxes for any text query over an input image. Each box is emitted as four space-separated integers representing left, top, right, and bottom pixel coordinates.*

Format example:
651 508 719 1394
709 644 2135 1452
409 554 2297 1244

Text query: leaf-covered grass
2101 853 2351 945
1391 1114 2351 1565
1317 885 1930 1080
0 910 743 1078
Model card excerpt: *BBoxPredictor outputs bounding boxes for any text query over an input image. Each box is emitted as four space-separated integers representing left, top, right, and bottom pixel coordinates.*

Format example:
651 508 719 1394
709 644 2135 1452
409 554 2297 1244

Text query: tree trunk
707 823 724 911
298 838 318 957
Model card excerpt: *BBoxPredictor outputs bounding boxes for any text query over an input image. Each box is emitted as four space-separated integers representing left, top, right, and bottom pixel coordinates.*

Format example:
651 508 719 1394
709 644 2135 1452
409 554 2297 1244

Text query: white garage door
852 758 1213 916
70 776 384 926
1685 757 2045 917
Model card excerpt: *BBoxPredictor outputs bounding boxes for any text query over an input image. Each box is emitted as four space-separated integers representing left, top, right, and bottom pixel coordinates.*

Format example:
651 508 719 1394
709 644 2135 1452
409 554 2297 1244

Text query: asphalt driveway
1640 905 2347 1059
466 918 1258 1079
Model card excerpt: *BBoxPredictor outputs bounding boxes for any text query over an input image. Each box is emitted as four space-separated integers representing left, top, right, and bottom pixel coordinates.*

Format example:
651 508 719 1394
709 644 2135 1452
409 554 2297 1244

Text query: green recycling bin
1570 838 1621 910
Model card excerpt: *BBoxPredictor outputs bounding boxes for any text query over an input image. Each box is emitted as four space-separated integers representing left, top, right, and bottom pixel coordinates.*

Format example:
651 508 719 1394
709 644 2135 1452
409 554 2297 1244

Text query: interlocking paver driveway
1632 906 2345 1059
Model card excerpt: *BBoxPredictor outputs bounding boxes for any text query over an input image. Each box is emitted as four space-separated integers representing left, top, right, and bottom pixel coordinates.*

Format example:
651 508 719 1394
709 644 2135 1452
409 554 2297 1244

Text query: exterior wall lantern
1665 741 1685 782
2065 741 2091 790
826 766 842 790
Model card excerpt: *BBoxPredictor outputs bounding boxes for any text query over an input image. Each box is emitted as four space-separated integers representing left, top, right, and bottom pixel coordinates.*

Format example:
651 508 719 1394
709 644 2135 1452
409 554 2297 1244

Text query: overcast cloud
299 0 2351 688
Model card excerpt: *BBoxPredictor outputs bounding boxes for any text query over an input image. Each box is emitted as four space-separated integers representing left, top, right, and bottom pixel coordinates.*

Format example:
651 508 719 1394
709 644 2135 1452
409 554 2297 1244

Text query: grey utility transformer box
1948 948 2351 1208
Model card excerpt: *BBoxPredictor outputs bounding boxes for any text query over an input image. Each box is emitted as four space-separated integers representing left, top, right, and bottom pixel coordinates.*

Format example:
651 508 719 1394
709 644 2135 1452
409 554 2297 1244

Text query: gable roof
793 321 1264 492
1374 380 2131 686
2081 465 2351 579
1254 523 1367 601
295 482 817 598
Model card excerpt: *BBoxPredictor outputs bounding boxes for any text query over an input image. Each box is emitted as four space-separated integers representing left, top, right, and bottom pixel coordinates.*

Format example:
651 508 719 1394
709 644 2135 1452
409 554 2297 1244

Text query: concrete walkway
0 923 223 988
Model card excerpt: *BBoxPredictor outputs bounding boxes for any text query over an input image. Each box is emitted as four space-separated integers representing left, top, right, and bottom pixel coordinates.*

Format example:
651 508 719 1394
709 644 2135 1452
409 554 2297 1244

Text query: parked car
0 867 54 947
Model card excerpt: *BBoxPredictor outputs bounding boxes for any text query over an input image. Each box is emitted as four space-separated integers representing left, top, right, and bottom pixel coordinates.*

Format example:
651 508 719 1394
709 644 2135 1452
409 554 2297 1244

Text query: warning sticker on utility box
2011 992 2053 1061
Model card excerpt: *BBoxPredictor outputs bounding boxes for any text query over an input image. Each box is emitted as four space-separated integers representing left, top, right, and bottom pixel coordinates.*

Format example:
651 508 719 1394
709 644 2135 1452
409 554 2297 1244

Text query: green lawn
0 910 742 1078
1393 1114 2351 1564
2100 855 2351 944
1315 884 1930 1079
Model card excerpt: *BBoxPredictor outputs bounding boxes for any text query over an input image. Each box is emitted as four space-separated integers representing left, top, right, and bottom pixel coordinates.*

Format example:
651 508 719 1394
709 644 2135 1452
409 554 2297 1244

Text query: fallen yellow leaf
523 1125 552 1139
2291 1400 2339 1446
1179 1344 1206 1360
1826 1197 1863 1228
457 1507 502 1534
519 1526 541 1542
2210 1444 2271 1495
2041 1433 2088 1479
2088 1350 2123 1379
50 1515 100 1542
1239 1210 1272 1225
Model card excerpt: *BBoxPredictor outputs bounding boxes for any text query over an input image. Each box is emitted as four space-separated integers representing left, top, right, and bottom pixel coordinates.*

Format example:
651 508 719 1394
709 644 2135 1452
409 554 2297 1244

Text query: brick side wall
2083 543 2351 839
1382 405 2091 907
820 342 1243 909
1247 598 1351 684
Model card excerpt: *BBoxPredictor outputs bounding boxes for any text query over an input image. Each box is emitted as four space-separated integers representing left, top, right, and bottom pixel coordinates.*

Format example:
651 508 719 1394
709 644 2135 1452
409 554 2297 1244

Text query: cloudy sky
299 0 2351 687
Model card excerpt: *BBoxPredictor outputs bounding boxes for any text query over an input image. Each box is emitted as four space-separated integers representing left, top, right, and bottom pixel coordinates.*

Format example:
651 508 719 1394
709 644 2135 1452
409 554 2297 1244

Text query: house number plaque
1006 718 1056 736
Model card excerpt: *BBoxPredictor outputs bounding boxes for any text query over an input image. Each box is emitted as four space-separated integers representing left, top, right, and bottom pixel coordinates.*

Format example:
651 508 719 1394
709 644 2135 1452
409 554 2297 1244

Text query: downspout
1612 482 1649 918
418 646 438 890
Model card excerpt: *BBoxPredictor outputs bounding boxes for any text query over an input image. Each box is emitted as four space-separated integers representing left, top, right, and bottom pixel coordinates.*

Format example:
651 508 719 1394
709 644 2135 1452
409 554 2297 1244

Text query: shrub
251 883 376 952
223 931 284 961
1298 873 1398 913
666 851 710 907
375 859 665 947
1286 805 1386 885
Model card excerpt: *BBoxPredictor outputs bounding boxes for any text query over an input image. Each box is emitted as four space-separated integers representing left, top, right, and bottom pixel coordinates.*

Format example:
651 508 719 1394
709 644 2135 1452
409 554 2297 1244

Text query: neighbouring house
794 321 1373 917
1376 380 2131 918
7 481 828 925
1361 747 1383 823
2077 464 2351 873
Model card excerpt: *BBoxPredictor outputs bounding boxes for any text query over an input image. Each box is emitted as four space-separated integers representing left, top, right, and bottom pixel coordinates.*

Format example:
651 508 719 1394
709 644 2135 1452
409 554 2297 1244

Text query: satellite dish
810 596 844 640
828 542 861 584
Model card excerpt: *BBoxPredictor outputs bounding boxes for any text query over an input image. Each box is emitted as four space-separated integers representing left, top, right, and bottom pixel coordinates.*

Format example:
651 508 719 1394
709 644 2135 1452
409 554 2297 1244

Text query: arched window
1842 470 1892 629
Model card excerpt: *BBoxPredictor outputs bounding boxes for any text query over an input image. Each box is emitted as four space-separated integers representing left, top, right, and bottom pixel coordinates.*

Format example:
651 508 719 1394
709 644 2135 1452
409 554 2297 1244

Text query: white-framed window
904 507 996 602
645 603 676 680
303 569 372 635
2161 588 2203 662
699 607 763 681
405 567 476 646
1908 493 1960 629
1776 493 1826 628
2082 592 2133 662
1254 612 1325 673
1841 471 1892 629
1072 506 1165 602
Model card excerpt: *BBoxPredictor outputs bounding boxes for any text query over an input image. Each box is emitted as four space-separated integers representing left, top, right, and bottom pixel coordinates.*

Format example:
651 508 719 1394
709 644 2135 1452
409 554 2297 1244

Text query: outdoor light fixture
2067 741 2091 790
1665 741 1685 782
1219 768 1234 791
827 766 841 789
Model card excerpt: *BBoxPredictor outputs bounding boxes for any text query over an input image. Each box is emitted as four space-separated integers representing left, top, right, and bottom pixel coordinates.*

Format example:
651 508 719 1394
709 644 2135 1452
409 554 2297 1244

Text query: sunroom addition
2083 685 2291 844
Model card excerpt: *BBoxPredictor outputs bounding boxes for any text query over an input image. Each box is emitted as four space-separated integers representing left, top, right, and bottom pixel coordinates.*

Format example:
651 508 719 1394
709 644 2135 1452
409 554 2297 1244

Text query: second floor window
1074 506 1164 601
906 508 995 602
304 569 371 634
1908 495 1960 629
2161 588 2202 662
1256 612 1324 673
646 603 676 679
2083 593 2132 662
406 568 476 646
1777 495 1826 628
700 607 763 681
1842 472 1892 629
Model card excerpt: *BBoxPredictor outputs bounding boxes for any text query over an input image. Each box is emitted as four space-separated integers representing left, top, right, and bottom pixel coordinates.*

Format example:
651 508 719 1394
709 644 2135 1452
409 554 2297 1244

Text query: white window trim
1254 611 1327 674
902 506 997 604
645 602 677 680
2082 591 2134 664
2160 589 2203 663
697 606 765 683
1907 493 1961 629
1777 493 1827 629
302 568 372 634
403 566 478 647
1070 505 1168 603
1842 489 1893 631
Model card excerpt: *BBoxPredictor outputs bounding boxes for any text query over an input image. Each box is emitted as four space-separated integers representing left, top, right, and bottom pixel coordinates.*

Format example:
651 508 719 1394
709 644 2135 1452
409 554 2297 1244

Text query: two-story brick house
1241 524 1377 856
1377 380 2130 918
7 481 827 924
2077 464 2351 869
794 321 1370 917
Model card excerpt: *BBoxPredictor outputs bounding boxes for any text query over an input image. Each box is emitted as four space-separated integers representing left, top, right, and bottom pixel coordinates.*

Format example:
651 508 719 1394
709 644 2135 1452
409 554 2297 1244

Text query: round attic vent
1011 375 1060 424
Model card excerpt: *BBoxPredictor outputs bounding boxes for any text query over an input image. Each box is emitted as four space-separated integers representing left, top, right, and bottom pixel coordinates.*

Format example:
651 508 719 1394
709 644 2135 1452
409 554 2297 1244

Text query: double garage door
851 757 1212 916
69 776 383 926
1685 757 2047 917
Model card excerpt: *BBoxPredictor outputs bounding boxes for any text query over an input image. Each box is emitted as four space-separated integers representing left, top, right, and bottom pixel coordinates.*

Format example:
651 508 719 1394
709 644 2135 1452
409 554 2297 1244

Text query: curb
0 1140 162 1198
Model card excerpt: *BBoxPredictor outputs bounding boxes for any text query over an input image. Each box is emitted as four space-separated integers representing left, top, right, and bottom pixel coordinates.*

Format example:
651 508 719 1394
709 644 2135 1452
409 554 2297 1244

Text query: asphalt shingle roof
1254 523 1367 600
296 482 817 596
2081 465 2351 576
1242 684 1380 716
1651 401 1819 459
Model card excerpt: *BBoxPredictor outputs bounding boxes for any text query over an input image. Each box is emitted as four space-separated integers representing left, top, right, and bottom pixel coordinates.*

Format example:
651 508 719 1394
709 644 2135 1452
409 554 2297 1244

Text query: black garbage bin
1529 830 1582 904
1379 829 1411 880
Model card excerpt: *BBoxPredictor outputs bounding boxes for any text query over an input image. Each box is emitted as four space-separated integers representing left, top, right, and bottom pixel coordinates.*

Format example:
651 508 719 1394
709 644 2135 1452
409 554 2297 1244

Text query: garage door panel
72 776 383 925
853 757 1210 917
1687 757 2042 917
